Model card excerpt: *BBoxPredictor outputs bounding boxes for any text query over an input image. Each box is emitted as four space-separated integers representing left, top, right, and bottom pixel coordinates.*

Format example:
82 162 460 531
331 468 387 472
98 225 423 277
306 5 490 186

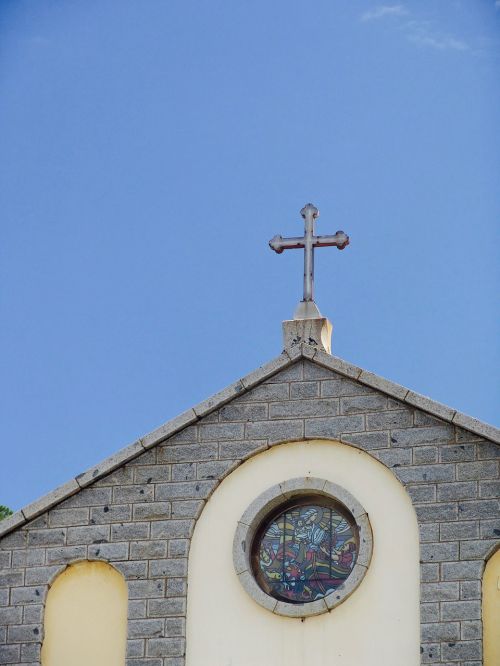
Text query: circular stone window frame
233 477 373 618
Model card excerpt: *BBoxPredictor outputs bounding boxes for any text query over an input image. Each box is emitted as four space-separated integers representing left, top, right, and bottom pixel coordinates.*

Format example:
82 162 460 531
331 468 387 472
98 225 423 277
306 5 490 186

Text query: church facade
1 205 499 665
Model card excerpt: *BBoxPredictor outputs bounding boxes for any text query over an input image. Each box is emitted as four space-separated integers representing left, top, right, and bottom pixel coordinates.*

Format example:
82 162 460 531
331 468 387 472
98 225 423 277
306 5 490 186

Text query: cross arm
314 231 349 250
269 235 305 254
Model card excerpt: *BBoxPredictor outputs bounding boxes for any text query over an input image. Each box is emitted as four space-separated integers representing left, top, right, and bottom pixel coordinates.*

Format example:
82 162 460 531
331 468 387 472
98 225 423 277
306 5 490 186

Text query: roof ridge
1 344 498 539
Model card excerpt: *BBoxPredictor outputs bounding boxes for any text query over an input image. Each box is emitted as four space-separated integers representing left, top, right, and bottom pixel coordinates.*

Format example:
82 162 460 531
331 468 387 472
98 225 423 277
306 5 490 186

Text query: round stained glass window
251 496 359 604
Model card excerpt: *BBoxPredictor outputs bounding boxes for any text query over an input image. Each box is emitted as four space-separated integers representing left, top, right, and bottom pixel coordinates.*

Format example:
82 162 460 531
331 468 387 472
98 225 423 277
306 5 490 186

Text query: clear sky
1 1 499 511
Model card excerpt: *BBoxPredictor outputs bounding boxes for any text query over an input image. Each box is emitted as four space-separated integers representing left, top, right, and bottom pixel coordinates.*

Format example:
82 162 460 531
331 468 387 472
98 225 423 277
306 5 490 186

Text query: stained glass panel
253 500 358 604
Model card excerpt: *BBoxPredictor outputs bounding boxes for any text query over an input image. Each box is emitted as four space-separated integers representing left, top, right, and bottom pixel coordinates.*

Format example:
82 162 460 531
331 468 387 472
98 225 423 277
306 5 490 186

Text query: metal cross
269 203 349 319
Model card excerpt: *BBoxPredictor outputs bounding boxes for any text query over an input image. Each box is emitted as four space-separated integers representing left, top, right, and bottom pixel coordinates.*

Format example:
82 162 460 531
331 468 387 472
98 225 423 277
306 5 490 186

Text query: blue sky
1 1 499 510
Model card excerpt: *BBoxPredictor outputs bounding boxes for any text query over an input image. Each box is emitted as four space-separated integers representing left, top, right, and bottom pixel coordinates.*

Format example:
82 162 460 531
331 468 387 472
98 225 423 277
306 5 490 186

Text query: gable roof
1 343 498 538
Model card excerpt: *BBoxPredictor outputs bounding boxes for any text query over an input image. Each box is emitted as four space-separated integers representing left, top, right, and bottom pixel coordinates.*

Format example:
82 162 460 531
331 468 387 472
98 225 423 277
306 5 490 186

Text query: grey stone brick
130 541 168 560
219 403 268 422
128 600 147 619
247 419 304 442
413 447 438 464
111 523 150 541
304 415 364 438
421 542 459 563
419 523 439 542
11 550 44 568
113 485 155 504
477 441 500 459
340 394 387 415
479 480 500 498
27 529 66 547
321 378 374 398
0 645 20 663
155 481 215 501
420 603 439 622
420 564 439 582
171 463 195 482
7 624 40 642
340 431 390 450
133 503 171 522
270 398 339 419
0 590 7 607
134 465 171 484
457 461 498 481
168 540 189 558
421 582 459 601
112 561 147 580
441 640 481 661
90 504 132 524
67 525 110 545
128 619 164 639
164 426 198 444
235 382 289 402
414 411 445 427
126 639 145 657
0 531 27 549
458 499 499 520
461 620 482 640
408 485 436 503
165 617 185 637
460 581 481 600
10 587 44 605
88 542 129 560
148 598 186 617
415 503 457 522
440 521 478 541
421 622 459 642
371 448 412 468
171 501 204 519
365 410 413 430
441 600 480 621
218 440 267 460
196 460 233 480
420 642 440 663
20 640 40 661
480 519 500 539
146 637 185 658
394 464 454 484
302 362 332 380
128 449 157 465
460 539 498 560
442 561 483 581
199 423 245 441
62 487 113 507
159 444 218 464
128 580 165 599
150 520 194 539
166 579 187 597
149 559 187 578
290 381 319 399
440 444 476 462
22 605 43 623
46 545 86 564
0 608 22 626
0 571 23 587
24 567 60 585
437 482 477 501
390 425 453 447
94 466 134 486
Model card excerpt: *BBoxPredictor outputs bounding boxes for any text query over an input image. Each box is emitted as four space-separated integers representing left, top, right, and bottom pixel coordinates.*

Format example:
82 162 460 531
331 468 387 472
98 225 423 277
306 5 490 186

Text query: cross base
283 316 332 355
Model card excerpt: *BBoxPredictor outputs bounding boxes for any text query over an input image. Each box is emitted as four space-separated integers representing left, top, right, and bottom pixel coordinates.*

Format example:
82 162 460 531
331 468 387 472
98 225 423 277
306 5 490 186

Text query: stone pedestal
282 317 332 354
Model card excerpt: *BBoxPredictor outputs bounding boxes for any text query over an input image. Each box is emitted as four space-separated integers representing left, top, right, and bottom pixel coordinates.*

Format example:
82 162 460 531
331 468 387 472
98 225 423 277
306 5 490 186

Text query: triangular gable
1 344 498 538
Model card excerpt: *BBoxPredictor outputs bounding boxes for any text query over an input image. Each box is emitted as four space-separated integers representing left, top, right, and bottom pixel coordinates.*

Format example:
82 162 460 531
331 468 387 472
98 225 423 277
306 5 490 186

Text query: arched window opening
41 561 127 666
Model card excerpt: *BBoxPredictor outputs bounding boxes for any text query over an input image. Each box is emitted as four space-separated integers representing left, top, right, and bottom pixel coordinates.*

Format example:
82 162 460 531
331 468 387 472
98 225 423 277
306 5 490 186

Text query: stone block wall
0 358 499 665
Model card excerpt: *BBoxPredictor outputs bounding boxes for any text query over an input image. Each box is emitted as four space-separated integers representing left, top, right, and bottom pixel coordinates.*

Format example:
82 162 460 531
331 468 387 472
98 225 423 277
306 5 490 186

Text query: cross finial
269 203 349 320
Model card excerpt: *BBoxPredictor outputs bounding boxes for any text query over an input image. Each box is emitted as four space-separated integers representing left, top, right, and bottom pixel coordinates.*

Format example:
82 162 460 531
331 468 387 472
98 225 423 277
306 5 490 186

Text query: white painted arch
186 439 420 666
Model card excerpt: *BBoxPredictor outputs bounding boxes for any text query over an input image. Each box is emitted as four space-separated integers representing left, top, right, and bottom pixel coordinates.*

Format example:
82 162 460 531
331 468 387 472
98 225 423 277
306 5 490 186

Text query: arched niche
41 560 127 666
186 439 420 666
483 547 500 666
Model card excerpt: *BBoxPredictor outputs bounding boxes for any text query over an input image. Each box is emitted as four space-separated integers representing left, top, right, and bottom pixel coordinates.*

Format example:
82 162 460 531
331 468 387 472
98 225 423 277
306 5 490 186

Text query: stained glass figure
252 498 358 604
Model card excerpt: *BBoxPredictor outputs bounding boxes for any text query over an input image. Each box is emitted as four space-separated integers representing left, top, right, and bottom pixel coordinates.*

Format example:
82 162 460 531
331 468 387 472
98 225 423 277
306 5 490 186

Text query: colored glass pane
253 499 358 604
